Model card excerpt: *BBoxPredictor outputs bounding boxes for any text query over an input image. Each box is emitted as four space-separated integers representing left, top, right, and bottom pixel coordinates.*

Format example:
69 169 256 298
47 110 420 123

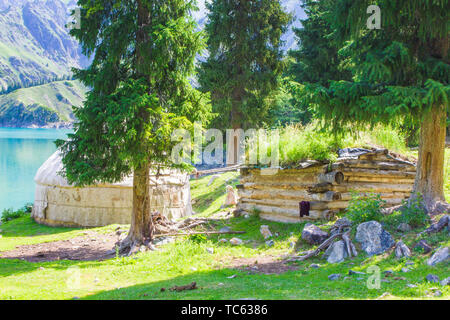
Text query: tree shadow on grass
80 262 428 300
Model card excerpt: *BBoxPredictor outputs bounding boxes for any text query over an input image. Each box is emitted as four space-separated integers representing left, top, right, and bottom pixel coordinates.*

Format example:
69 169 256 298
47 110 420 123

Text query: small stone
207 174 221 186
229 238 243 246
384 270 394 276
413 240 432 254
381 279 391 283
220 226 232 233
218 283 224 286
310 264 320 269
227 274 237 279
301 223 329 245
289 241 295 249
427 247 449 266
395 240 411 258
39 267 45 271
433 290 443 297
356 277 364 281
405 261 414 266
206 247 214 254
265 239 274 247
190 267 198 271
244 214 250 219
343 277 351 280
397 223 412 232
218 238 228 243
425 274 440 283
401 267 410 273
260 225 272 239
406 284 417 288
328 274 341 281
440 277 450 286
348 270 365 275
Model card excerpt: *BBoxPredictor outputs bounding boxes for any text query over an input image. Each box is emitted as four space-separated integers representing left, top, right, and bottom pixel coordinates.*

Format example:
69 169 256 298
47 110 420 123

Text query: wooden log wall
236 149 416 223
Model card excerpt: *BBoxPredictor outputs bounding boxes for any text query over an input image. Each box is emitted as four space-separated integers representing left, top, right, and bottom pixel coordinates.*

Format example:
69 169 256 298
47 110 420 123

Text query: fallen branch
154 230 246 238
287 232 344 262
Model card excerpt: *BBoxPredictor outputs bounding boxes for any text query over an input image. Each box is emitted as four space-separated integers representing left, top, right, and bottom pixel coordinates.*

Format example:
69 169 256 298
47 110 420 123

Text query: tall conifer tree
57 0 210 254
301 0 449 214
198 0 292 131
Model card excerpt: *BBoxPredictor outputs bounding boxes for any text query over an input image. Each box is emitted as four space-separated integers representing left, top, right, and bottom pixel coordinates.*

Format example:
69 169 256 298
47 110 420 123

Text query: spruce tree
56 0 210 254
198 0 292 131
303 0 449 214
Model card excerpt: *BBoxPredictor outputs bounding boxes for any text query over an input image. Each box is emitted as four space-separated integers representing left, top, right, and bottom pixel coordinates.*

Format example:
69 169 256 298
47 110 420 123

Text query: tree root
115 236 155 257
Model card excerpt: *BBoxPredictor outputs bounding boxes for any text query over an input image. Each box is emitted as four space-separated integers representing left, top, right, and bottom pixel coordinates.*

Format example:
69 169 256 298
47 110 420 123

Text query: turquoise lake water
0 128 71 213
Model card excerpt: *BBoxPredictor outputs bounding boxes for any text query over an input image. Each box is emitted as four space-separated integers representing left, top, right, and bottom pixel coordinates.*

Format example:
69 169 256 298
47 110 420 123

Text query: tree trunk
118 0 154 255
119 163 153 254
411 104 449 215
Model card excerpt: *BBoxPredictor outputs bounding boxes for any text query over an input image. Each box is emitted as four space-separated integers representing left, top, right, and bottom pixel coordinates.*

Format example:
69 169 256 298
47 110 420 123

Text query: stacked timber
236 148 416 223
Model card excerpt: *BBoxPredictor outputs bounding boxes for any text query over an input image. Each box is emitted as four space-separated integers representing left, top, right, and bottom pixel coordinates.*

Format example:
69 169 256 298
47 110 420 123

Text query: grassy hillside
0 80 86 127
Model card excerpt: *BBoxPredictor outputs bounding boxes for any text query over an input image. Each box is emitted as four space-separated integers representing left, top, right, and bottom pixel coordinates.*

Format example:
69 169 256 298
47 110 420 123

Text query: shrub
188 234 207 244
345 192 386 225
1 206 29 223
396 194 429 228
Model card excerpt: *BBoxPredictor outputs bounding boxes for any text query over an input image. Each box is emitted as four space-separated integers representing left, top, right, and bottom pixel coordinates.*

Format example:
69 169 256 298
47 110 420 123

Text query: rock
260 225 272 239
343 277 351 280
206 247 214 254
384 270 394 276
301 223 328 245
355 221 395 256
405 261 414 266
421 214 449 234
190 267 198 271
207 174 221 186
229 238 243 246
427 247 449 266
227 274 237 279
309 264 320 269
218 238 228 244
289 241 295 249
324 240 348 264
440 277 450 286
413 239 432 254
406 284 417 288
220 226 232 233
401 267 410 273
433 290 443 297
330 218 352 236
395 240 411 258
425 274 440 283
265 240 274 247
348 270 365 275
397 223 412 232
328 274 341 281
223 185 238 207
356 277 364 281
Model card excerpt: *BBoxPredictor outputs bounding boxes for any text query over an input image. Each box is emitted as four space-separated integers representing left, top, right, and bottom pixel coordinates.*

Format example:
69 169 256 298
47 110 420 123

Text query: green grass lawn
0 167 448 300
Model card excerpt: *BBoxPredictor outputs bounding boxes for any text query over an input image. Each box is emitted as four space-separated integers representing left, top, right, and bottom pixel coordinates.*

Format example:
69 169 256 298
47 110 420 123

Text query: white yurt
32 151 193 227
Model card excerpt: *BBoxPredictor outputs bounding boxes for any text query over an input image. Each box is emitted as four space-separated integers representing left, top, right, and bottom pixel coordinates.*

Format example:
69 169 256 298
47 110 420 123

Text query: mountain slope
0 0 87 93
0 80 85 127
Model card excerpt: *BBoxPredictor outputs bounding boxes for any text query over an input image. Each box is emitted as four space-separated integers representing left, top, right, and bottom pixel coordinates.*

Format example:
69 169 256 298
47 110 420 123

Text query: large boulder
355 221 395 256
301 223 329 245
427 247 449 266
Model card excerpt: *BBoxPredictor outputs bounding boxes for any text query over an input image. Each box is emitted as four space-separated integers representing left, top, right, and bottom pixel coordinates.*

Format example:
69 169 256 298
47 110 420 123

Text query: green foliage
198 0 292 130
188 234 208 244
56 0 211 187
1 204 31 223
397 195 430 228
346 192 386 225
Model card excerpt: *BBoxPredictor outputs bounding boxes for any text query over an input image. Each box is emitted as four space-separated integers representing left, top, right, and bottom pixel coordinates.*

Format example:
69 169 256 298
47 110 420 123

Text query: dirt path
220 255 299 275
0 231 118 262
